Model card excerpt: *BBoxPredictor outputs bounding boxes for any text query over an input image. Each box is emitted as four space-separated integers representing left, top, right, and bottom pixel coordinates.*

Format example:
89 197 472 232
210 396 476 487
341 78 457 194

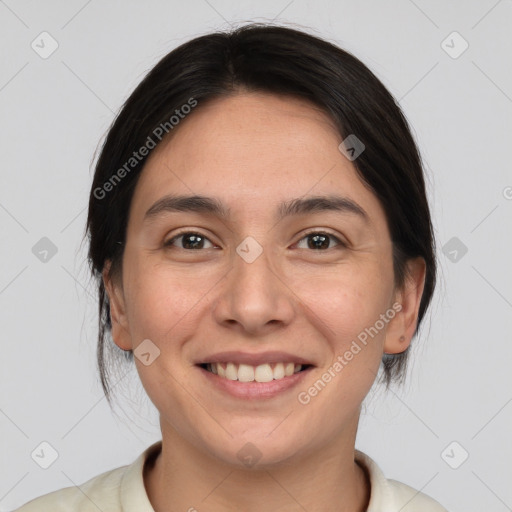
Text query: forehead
150 92 341 171
130 93 385 226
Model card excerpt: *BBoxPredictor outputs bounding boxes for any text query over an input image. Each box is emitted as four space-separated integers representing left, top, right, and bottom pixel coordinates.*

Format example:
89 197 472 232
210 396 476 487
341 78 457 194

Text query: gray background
1 1 511 511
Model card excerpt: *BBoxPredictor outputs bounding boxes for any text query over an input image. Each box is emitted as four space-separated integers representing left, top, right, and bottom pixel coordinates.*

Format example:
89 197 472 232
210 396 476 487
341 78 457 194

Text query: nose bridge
234 239 276 289
214 236 294 333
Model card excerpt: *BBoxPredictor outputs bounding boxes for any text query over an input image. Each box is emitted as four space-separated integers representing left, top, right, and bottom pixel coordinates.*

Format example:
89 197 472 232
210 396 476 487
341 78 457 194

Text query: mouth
197 362 313 383
194 351 315 399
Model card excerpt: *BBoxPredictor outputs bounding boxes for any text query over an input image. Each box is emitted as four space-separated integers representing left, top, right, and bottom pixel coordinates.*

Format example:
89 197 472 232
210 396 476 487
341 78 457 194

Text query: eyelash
164 229 346 251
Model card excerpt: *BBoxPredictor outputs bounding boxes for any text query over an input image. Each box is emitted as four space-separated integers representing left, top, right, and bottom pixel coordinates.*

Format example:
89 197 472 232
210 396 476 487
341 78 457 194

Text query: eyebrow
144 194 368 223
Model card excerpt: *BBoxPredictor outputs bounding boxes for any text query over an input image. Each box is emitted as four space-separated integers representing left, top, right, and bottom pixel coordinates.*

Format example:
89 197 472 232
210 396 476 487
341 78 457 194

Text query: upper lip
196 351 315 367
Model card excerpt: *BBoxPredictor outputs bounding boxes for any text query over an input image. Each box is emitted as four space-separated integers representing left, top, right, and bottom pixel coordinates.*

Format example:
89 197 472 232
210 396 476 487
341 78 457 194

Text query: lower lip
197 365 313 400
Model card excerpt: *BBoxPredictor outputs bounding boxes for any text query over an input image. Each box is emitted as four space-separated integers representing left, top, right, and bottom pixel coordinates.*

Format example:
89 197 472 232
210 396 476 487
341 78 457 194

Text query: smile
201 362 309 382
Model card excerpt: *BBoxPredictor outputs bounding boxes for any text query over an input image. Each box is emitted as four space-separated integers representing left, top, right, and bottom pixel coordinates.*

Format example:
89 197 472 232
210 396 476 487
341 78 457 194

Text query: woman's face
105 92 423 467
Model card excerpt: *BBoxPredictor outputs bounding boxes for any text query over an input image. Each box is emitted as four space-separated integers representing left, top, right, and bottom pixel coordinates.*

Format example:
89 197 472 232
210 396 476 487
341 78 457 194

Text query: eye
164 231 216 250
295 231 345 250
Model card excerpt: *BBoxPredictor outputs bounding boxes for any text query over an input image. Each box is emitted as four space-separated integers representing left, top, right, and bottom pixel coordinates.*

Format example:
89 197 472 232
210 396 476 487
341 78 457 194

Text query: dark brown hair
86 24 436 407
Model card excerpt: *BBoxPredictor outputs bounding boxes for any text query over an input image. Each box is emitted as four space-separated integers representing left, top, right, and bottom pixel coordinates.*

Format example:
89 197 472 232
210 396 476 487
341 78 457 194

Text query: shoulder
385 478 449 511
14 441 162 512
355 450 449 511
14 465 126 511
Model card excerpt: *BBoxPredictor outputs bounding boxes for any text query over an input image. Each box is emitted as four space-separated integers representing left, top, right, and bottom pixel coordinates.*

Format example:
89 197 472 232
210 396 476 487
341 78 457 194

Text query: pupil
308 234 329 250
184 234 203 249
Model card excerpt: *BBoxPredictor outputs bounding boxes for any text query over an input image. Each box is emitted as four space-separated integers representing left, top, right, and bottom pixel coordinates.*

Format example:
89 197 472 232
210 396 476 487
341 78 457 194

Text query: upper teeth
206 362 303 382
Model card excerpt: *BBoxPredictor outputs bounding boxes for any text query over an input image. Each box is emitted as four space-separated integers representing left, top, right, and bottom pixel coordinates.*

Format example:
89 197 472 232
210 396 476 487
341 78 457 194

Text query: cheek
122 257 216 350
293 272 393 436
287 259 394 412
289 259 395 347
121 259 213 424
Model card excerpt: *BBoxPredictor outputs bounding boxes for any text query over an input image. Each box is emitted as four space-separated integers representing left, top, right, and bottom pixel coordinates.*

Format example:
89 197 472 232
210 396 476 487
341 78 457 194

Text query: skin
104 92 426 512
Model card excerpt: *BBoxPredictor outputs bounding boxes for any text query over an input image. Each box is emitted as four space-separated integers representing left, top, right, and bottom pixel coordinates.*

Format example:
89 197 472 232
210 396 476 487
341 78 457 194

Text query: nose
212 242 295 336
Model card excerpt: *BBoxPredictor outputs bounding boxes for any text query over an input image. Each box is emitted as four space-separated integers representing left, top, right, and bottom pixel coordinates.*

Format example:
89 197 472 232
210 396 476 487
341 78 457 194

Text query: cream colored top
15 441 448 511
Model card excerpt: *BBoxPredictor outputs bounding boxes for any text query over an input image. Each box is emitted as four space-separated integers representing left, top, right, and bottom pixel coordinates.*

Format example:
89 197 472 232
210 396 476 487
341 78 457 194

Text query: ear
103 261 132 351
384 257 426 354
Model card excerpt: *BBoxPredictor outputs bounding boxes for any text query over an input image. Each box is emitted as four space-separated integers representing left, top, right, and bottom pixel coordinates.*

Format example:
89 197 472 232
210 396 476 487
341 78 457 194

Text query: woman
17 24 448 511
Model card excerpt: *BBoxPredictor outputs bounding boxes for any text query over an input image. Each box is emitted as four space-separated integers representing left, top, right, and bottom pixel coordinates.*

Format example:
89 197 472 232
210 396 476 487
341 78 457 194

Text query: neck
144 423 370 512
